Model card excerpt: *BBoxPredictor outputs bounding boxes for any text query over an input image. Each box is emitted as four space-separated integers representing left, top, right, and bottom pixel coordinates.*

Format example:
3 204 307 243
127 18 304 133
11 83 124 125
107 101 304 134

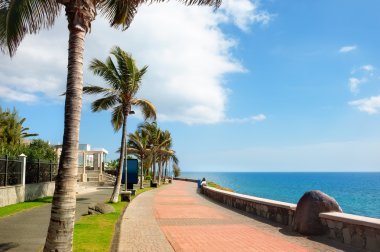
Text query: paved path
0 187 112 252
118 181 356 252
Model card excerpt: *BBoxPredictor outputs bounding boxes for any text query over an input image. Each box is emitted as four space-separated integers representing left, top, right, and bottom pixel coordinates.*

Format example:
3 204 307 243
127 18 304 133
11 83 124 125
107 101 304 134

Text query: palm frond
0 0 60 56
132 98 156 121
89 58 122 88
110 46 130 86
83 85 114 95
111 104 124 131
91 94 119 112
98 0 139 30
141 0 221 8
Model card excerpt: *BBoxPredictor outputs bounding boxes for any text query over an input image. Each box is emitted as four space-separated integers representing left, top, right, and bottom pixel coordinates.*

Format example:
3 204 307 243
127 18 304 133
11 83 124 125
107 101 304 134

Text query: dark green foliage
25 139 57 161
0 106 38 145
106 159 119 170
173 163 181 178
0 139 57 161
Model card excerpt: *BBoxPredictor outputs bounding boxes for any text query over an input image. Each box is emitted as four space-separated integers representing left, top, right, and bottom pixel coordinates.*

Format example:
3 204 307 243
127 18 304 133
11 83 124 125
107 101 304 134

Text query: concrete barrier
202 185 296 226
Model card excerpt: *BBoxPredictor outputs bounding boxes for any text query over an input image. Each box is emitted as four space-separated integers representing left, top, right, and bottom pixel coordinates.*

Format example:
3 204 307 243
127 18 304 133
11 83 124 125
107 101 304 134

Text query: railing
0 156 22 186
25 160 58 184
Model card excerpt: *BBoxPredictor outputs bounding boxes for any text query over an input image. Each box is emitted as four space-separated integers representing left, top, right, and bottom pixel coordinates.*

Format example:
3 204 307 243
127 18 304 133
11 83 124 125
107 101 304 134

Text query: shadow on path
0 243 19 251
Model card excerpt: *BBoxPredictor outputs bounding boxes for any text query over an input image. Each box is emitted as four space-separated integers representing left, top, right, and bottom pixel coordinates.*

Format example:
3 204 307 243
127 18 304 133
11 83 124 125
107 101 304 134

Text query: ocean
180 172 380 219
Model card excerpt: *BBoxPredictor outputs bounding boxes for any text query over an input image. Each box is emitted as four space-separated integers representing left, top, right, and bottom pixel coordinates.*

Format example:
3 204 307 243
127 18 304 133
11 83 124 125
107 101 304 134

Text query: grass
207 181 234 192
0 197 52 219
73 187 154 252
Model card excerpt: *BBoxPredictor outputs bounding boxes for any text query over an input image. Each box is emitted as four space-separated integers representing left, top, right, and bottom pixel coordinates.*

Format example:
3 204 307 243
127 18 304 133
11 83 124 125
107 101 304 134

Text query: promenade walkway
118 181 355 252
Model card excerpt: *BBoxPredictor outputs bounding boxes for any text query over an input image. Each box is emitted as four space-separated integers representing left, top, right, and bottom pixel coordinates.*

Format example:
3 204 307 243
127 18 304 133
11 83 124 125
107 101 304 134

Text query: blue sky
1 0 380 172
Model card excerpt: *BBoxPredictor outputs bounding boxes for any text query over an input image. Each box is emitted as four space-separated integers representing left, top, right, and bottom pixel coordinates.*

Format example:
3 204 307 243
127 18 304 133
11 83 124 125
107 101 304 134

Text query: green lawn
207 181 234 192
0 197 52 219
73 187 154 252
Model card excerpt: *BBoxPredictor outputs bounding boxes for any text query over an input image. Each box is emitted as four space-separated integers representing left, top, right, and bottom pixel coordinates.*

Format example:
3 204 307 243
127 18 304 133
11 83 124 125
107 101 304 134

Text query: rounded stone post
19 154 27 185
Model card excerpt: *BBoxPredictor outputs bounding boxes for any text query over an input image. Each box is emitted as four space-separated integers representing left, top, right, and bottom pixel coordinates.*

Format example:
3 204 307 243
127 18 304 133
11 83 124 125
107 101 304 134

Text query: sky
1 0 380 172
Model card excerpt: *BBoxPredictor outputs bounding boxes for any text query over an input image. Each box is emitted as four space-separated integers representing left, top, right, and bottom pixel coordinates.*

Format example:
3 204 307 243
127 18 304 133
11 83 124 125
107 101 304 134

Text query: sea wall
202 185 296 226
174 178 198 183
201 184 380 251
320 212 380 250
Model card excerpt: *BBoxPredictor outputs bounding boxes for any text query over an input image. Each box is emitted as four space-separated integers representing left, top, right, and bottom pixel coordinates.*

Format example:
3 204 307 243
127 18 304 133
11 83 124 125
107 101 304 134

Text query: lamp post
123 110 135 191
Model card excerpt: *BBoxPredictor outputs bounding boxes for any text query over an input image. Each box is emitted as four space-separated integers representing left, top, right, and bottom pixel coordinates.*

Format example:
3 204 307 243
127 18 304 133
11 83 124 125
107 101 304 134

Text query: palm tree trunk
165 162 168 178
44 29 86 251
158 159 162 185
110 111 128 203
152 153 156 182
140 154 144 189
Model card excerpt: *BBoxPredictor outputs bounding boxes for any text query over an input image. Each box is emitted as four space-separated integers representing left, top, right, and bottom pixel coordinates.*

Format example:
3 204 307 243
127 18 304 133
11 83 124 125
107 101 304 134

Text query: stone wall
202 186 296 226
320 212 380 251
0 182 55 207
25 182 55 201
0 185 25 207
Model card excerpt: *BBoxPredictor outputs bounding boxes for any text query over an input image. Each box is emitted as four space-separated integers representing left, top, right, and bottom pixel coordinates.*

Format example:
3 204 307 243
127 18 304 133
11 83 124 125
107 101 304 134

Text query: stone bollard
120 191 132 202
292 190 342 235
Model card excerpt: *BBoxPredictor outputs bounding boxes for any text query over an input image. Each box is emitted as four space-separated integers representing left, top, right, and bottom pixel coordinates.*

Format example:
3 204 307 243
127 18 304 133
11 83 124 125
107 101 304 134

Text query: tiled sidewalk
118 181 354 252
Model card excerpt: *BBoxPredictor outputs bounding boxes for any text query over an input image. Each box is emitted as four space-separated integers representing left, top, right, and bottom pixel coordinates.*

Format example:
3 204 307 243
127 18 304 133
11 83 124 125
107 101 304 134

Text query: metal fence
25 160 58 184
0 156 58 186
0 156 22 186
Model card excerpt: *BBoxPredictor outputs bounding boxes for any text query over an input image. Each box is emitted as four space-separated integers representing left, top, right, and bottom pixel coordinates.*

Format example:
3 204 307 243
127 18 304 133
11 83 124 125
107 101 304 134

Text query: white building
54 144 113 183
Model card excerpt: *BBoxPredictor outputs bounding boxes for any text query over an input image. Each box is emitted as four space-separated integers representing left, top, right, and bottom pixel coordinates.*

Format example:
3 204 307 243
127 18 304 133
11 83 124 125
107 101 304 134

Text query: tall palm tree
127 130 151 189
84 46 156 203
1 0 221 250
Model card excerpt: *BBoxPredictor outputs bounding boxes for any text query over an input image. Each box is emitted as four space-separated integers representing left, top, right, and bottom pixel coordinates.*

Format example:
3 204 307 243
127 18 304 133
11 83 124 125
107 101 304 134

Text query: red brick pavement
154 181 313 252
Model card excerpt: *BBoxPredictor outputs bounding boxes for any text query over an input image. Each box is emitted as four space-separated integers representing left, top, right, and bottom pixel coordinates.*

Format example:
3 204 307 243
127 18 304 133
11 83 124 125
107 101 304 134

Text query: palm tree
1 0 221 249
127 130 151 189
138 122 162 182
84 46 156 203
0 107 38 145
157 130 172 184
139 122 177 184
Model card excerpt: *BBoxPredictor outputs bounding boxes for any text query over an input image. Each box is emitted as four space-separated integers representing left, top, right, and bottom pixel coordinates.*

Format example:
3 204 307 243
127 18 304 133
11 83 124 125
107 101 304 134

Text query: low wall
200 184 380 251
174 178 198 183
320 212 380 251
25 182 55 201
0 185 25 207
202 186 296 226
0 182 55 207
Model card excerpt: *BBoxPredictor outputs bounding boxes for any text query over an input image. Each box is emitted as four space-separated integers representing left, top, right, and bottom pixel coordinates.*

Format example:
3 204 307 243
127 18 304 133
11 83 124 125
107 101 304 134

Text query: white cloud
349 95 380 114
224 114 266 123
339 45 357 53
348 77 366 93
220 0 272 31
361 64 375 73
0 1 271 125
0 86 38 103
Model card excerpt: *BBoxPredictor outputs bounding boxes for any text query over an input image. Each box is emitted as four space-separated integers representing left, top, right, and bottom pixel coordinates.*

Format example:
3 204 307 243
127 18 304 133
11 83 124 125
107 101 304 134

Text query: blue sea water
181 172 380 219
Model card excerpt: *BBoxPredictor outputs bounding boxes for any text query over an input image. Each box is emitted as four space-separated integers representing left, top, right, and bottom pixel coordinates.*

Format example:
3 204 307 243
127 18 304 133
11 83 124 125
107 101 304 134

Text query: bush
0 139 57 161
144 175 151 181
